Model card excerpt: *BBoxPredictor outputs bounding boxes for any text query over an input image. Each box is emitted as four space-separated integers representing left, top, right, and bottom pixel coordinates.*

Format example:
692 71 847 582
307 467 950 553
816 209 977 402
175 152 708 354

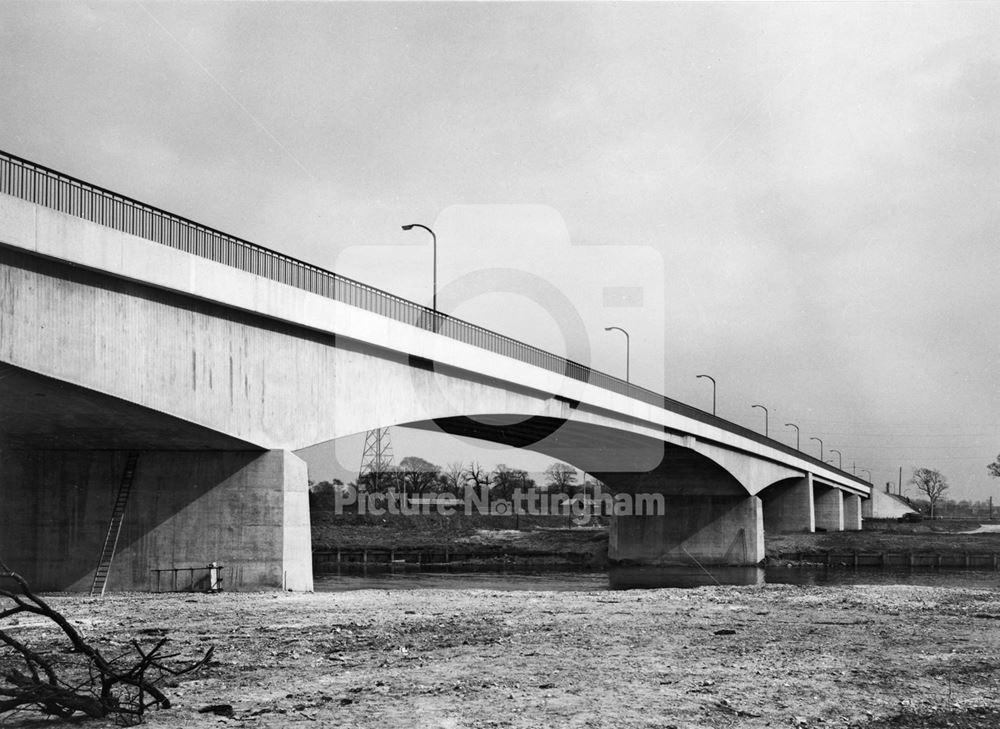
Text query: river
315 564 1000 592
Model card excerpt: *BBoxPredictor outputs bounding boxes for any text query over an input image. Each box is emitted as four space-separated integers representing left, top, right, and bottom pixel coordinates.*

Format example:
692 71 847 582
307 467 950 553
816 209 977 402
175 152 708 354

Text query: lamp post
696 374 716 415
401 223 437 312
859 469 872 482
604 326 630 383
751 404 769 437
809 436 824 461
785 422 800 450
830 449 843 470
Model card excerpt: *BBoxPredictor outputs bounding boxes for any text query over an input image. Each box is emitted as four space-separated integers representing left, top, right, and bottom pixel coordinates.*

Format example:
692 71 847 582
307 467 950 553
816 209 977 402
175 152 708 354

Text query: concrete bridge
0 150 870 591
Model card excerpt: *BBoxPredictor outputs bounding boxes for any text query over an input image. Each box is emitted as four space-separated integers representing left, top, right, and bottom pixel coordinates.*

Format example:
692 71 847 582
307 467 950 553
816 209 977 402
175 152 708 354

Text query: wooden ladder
89 451 139 597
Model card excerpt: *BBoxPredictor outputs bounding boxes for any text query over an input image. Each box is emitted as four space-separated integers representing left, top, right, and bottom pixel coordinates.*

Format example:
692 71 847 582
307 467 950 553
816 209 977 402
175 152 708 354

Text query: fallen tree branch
0 559 213 724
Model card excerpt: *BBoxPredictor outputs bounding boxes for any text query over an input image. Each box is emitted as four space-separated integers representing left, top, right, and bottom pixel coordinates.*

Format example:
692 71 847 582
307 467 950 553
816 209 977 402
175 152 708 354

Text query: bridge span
0 150 869 591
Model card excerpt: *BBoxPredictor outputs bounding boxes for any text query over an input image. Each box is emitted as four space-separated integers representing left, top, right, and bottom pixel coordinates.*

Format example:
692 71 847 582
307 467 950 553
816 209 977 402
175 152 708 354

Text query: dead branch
0 559 213 724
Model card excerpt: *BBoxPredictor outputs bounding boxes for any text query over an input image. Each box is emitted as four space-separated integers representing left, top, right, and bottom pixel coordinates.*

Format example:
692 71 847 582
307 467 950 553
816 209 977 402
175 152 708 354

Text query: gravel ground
2 584 999 728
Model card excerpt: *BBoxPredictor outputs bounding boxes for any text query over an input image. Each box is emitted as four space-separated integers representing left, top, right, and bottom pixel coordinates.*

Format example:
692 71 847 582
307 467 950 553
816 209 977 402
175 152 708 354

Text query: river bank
6 584 999 728
312 514 1000 570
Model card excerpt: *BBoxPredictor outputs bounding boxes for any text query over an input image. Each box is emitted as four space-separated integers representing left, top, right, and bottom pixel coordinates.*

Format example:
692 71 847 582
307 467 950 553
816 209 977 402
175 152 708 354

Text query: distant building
862 487 919 519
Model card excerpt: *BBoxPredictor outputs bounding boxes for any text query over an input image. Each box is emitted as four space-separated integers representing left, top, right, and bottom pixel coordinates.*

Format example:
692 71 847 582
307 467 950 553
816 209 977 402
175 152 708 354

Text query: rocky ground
3 583 1000 728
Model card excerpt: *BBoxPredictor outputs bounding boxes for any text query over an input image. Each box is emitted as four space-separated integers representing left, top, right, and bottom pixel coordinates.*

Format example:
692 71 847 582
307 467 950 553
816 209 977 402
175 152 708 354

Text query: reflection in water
314 563 1000 593
607 565 764 589
766 566 1000 588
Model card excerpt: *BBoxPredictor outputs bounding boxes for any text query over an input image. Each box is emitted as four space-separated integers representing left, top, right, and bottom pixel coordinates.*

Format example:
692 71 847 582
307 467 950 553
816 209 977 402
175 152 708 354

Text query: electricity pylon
358 428 394 492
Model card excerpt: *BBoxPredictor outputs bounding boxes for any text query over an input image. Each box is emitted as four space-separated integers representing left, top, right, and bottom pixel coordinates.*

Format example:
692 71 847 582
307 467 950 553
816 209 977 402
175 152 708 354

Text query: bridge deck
0 148 868 492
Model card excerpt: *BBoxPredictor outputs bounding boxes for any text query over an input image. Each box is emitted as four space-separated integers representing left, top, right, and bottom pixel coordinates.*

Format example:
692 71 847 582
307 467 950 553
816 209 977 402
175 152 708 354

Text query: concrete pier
0 448 312 592
609 495 765 566
762 476 816 533
815 486 845 532
843 494 863 531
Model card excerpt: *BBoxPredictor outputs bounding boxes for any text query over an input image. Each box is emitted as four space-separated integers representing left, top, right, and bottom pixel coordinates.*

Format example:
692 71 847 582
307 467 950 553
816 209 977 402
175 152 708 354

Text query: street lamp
696 374 716 415
604 326 630 383
859 469 872 482
785 422 800 450
809 436 824 461
830 449 843 470
401 223 437 312
751 404 769 437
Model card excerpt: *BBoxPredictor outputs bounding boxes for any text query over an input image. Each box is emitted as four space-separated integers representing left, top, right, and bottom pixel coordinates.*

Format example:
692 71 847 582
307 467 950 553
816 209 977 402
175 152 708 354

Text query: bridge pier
608 495 765 566
761 475 816 533
814 485 845 532
0 447 312 592
843 493 863 531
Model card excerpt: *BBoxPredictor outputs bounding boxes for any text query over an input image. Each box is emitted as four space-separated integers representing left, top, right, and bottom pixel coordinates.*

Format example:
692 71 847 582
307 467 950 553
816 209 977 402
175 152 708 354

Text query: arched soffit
683 440 804 496
319 410 804 498
414 415 670 476
813 475 868 499
756 474 810 497
592 441 748 497
404 415 759 498
418 413 806 497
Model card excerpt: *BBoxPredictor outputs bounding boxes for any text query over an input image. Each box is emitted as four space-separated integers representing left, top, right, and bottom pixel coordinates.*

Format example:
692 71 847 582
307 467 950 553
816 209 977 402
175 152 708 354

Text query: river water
315 565 1000 592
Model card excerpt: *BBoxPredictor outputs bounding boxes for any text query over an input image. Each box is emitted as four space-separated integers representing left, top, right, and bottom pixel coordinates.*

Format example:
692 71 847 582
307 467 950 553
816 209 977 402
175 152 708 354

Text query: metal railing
0 148 866 486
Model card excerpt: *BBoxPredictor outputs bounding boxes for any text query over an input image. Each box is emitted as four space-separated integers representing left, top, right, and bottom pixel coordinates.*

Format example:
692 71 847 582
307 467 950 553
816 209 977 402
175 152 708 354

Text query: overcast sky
2 2 999 500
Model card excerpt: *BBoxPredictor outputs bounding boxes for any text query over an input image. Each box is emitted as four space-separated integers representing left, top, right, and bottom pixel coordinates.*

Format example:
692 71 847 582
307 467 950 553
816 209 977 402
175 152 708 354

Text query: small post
208 562 221 592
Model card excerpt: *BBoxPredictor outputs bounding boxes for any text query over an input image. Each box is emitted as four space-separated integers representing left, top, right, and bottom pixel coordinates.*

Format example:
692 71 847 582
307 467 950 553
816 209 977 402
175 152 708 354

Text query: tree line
310 458 600 505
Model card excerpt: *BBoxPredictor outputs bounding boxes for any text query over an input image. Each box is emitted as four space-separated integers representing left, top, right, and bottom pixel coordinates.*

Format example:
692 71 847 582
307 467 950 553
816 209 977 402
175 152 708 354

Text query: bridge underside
420 416 770 566
0 364 311 592
418 415 863 565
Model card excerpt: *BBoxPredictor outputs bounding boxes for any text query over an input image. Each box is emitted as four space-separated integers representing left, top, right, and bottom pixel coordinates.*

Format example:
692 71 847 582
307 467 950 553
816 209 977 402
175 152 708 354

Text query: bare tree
491 464 533 500
398 456 441 496
441 462 466 495
911 467 949 518
0 560 212 724
463 462 490 496
544 462 578 493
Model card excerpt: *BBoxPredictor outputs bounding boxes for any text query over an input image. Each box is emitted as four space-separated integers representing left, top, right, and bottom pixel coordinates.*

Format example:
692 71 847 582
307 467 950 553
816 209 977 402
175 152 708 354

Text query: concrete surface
815 486 845 532
0 448 311 592
0 191 869 587
761 475 816 533
609 495 765 565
